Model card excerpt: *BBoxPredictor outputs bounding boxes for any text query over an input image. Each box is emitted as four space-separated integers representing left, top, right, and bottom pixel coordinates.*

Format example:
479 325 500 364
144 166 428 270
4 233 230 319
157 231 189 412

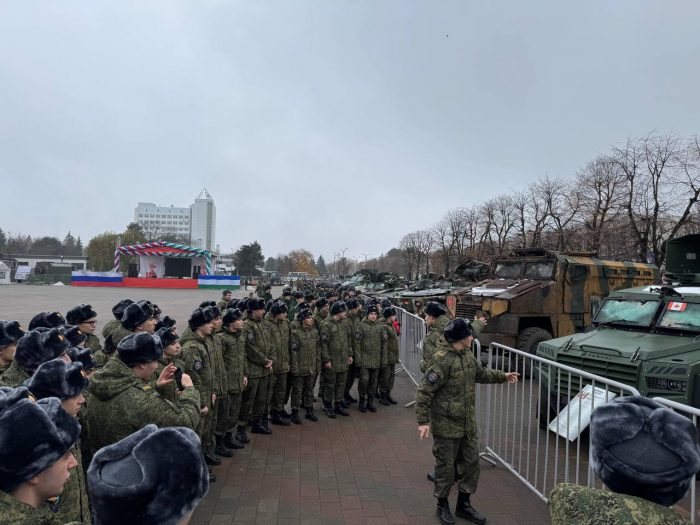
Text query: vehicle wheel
514 327 553 378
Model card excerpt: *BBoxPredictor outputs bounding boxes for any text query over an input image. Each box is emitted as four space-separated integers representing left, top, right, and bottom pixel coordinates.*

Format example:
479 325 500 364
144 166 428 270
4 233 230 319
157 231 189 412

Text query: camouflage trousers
238 376 263 427
215 391 242 433
344 364 359 395
358 367 380 396
197 403 216 452
322 369 348 404
251 374 271 420
269 372 288 412
432 434 480 499
290 374 315 409
215 393 230 435
379 364 396 393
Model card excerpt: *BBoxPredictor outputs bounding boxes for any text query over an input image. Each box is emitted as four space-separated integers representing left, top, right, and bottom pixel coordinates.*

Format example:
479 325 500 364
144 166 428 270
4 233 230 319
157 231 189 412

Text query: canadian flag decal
668 302 687 312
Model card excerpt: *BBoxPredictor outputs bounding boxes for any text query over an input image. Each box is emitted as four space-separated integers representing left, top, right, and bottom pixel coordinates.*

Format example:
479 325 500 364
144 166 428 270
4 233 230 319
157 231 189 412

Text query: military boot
290 408 302 425
208 466 217 483
455 492 486 525
367 396 378 413
427 472 436 482
305 407 318 421
251 417 272 435
359 395 368 413
378 391 391 406
204 452 221 466
334 403 350 416
270 409 291 426
215 436 234 458
323 401 336 418
262 414 272 431
236 426 250 444
279 408 292 420
223 431 244 449
436 498 455 525
386 391 398 405
344 389 357 403
337 399 350 409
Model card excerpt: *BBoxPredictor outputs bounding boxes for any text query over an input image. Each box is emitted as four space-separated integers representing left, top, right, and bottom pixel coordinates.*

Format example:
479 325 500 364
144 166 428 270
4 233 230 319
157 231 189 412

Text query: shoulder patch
426 371 439 384
192 360 203 372
247 331 255 342
355 331 363 341
291 340 299 350
435 350 447 358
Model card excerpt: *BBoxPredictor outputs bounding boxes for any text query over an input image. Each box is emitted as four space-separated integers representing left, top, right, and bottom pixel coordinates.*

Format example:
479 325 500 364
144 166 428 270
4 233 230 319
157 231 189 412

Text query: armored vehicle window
524 262 555 279
658 302 700 332
495 262 522 279
593 298 659 327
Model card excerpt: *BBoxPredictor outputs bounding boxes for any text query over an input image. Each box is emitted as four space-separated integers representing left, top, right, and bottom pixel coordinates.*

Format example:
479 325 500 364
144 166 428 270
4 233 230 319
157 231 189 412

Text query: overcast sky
1 1 699 263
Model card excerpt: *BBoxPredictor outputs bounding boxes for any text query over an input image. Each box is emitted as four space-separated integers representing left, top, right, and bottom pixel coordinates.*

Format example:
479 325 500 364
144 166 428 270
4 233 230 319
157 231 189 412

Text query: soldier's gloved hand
156 363 176 387
180 373 194 388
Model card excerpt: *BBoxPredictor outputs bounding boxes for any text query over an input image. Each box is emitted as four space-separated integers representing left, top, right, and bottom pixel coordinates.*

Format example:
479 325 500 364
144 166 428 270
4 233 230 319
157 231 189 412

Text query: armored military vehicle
537 234 700 414
448 248 659 358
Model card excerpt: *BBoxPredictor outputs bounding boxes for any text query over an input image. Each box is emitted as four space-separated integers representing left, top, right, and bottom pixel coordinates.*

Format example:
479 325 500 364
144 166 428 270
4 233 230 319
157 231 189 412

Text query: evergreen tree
316 255 327 276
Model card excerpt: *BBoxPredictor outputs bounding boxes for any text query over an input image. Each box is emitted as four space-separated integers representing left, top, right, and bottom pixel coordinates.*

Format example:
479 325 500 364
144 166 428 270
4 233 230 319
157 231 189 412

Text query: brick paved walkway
191 373 550 525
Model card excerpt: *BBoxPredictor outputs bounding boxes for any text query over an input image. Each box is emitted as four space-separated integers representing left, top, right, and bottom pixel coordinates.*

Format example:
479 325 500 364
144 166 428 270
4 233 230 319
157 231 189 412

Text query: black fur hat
25 358 89 400
304 292 315 301
154 315 176 332
188 307 215 331
121 301 154 330
296 308 313 322
282 287 292 296
117 333 163 367
63 326 87 347
247 297 266 312
238 298 249 312
264 284 272 291
380 299 393 309
28 311 65 330
383 307 397 319
222 308 243 325
443 318 473 343
15 328 70 374
0 321 25 348
88 424 208 525
366 305 379 316
292 291 303 299
330 301 348 316
424 301 448 318
111 299 134 320
156 327 179 349
590 396 700 506
65 304 97 325
199 301 221 318
270 301 288 316
149 302 161 319
346 298 360 310
68 347 97 371
315 297 328 310
0 388 81 492
265 300 274 312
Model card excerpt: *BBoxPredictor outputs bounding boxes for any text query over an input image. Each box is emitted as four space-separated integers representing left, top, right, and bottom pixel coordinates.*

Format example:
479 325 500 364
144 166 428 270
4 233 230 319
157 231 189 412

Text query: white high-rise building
190 189 216 251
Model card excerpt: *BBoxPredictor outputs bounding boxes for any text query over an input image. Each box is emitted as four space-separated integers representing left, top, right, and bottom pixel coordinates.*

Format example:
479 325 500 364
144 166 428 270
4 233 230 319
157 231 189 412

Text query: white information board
14 266 31 281
548 384 618 441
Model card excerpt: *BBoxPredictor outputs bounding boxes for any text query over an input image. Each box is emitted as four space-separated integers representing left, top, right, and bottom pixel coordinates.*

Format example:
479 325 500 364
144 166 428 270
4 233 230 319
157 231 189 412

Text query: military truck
448 248 659 359
536 234 700 415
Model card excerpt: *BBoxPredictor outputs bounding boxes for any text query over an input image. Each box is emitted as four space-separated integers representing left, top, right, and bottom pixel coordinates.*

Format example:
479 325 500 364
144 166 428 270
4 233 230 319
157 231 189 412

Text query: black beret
590 396 700 506
424 301 448 318
247 297 266 312
25 358 88 400
383 307 397 319
270 301 288 316
112 299 134 320
154 315 176 332
188 307 215 331
15 328 70 374
222 308 243 325
117 333 163 367
65 304 97 325
346 298 360 310
0 388 81 492
88 424 208 525
68 347 97 372
155 327 179 349
63 326 87 347
443 318 473 343
296 308 313 322
28 311 65 330
0 320 25 348
330 301 348 316
366 305 379 316
315 298 328 309
121 301 155 330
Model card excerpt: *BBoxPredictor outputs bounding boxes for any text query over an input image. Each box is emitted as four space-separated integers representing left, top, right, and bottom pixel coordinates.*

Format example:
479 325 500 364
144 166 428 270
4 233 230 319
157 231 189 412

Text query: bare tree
544 177 581 251
416 229 434 277
399 232 419 279
479 195 515 257
432 216 457 277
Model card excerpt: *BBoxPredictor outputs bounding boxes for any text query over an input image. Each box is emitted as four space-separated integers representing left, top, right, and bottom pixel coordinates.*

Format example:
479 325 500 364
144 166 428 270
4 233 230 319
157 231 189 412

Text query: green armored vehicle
537 234 700 414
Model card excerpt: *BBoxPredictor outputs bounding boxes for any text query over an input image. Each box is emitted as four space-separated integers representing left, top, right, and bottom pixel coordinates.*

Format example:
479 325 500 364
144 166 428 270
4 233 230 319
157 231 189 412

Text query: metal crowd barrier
393 306 426 407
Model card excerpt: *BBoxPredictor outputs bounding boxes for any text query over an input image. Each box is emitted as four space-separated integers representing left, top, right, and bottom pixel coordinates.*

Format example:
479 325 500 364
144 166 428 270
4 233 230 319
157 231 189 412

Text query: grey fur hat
111 299 134 320
65 304 97 325
222 308 243 325
155 327 179 349
121 300 155 330
330 301 348 316
88 424 208 525
68 347 97 372
63 325 87 347
0 387 81 492
296 308 313 321
443 318 473 343
270 301 288 316
14 328 70 374
247 297 266 312
117 333 163 367
25 358 88 400
590 395 700 506
28 311 66 330
188 307 215 330
0 320 25 348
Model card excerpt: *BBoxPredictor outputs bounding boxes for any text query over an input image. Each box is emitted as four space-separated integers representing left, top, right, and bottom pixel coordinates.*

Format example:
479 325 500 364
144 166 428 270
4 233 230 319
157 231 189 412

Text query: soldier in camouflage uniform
0 387 82 525
26 358 92 524
379 306 400 405
342 298 362 404
320 301 354 418
98 299 133 366
108 300 157 357
290 308 320 423
239 298 274 435
152 327 184 402
218 308 248 450
354 304 386 413
0 328 71 388
265 301 292 426
416 318 518 525
217 289 233 311
0 321 24 376
65 304 102 357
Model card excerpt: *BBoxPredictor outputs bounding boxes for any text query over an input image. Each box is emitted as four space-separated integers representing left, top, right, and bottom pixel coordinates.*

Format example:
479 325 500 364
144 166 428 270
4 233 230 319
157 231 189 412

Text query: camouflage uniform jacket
416 336 505 438
54 443 91 524
152 354 186 402
85 356 200 453
290 325 320 377
380 320 399 365
264 317 291 374
0 491 82 525
83 333 101 355
218 330 248 394
420 317 484 373
243 317 273 379
180 328 217 409
549 484 690 525
312 311 328 333
100 318 120 355
0 362 9 376
320 317 353 372
0 361 30 388
354 318 386 369
208 330 226 398
107 324 134 353
217 299 228 311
